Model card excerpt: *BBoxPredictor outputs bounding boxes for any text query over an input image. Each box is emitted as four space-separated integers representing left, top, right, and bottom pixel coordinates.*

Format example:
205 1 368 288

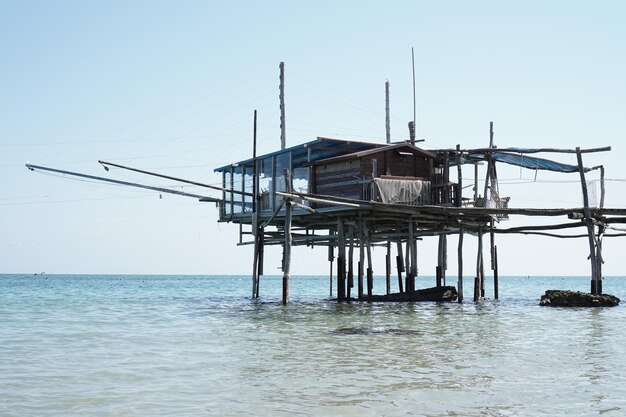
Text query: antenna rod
25 163 217 201
385 80 391 144
279 61 286 150
411 47 416 144
98 160 253 196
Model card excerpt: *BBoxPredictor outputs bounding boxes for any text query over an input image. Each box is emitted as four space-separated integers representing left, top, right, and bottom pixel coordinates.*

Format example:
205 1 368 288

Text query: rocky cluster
539 290 620 307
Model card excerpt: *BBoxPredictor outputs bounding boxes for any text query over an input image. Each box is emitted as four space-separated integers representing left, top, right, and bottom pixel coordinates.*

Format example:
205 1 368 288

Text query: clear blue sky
2 0 625 276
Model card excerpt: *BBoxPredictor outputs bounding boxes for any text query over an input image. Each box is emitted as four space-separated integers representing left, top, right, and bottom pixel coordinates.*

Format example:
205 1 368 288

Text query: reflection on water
1 275 625 416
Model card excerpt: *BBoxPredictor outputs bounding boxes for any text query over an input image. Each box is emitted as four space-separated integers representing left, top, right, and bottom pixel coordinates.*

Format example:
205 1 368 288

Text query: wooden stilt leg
396 240 404 293
386 241 391 295
458 226 464 303
254 231 264 298
347 226 354 300
366 225 373 297
358 220 364 299
337 219 346 302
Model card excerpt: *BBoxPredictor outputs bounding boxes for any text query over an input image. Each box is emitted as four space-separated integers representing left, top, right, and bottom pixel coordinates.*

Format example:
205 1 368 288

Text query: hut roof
214 137 385 172
312 142 437 165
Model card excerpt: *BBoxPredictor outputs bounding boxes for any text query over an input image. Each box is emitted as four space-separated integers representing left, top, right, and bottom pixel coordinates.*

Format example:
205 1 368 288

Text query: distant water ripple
1 274 625 416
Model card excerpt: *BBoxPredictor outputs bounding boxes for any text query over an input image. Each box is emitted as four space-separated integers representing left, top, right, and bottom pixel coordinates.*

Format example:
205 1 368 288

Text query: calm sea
1 274 625 417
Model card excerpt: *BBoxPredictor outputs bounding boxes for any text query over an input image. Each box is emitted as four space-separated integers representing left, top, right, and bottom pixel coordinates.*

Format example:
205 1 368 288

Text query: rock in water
539 290 620 307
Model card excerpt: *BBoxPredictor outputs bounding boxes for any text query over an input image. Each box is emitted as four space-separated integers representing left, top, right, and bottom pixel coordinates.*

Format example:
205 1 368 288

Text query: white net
374 178 425 205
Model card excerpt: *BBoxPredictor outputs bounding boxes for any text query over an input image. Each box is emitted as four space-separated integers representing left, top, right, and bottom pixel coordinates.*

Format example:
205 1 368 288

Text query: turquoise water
1 274 625 416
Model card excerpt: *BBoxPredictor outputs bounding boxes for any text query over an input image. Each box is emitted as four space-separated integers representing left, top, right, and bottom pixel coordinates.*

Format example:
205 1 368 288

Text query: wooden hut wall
314 159 363 200
361 149 432 179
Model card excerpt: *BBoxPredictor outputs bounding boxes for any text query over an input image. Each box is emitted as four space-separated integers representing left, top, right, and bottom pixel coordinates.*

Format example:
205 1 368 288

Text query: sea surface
1 274 625 417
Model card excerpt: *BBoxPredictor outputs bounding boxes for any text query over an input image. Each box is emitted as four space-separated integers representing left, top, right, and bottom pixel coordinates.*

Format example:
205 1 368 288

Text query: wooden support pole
282 169 292 305
494 245 499 300
408 220 417 293
252 226 260 298
279 62 286 150
396 240 404 293
366 226 373 297
405 235 411 293
437 234 447 287
370 159 378 201
329 259 333 298
358 220 365 299
412 226 418 293
328 231 334 297
385 81 391 144
596 225 604 294
490 219 498 299
337 219 346 302
474 163 479 203
256 231 263 298
347 226 354 300
458 226 464 303
386 241 391 295
480 235 486 298
251 110 259 298
405 238 411 287
456 144 464 302
482 122 495 203
576 147 601 294
474 230 483 302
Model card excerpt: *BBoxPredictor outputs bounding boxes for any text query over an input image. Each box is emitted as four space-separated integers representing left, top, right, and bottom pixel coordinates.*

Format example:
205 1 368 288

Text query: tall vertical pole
279 61 286 150
483 122 494 203
474 163 479 203
252 110 258 212
411 47 416 144
458 226 464 303
576 148 600 294
251 110 258 298
385 81 391 144
282 169 292 305
456 145 464 302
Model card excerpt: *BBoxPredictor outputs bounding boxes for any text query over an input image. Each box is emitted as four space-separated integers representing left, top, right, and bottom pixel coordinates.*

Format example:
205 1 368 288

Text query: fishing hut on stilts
214 123 622 305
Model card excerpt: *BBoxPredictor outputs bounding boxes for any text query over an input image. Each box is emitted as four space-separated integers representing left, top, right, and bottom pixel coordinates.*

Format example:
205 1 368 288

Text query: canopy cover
468 152 580 173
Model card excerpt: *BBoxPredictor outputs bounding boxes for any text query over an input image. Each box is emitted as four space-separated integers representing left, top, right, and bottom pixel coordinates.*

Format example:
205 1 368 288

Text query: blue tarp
468 152 581 173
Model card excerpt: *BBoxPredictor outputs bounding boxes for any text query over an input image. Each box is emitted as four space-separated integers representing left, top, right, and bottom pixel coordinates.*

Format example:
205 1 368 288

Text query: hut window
224 170 232 215
259 157 273 211
275 152 291 208
243 165 253 213
293 167 309 194
233 166 243 214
